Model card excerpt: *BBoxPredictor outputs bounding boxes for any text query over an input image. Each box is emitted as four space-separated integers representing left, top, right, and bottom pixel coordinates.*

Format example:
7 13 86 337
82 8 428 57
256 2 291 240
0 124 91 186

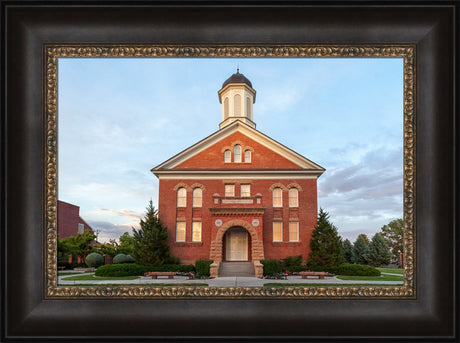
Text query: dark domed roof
222 70 253 88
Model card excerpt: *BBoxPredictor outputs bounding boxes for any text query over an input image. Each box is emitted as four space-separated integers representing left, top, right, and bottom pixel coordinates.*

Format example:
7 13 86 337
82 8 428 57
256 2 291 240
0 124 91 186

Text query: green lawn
263 283 401 287
377 267 404 275
58 283 208 287
337 274 403 281
61 274 140 281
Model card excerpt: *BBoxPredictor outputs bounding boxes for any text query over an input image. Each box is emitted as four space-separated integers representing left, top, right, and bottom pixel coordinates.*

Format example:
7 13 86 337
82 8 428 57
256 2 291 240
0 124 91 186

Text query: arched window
244 150 251 163
177 187 186 207
234 145 242 163
289 188 299 207
224 97 229 118
273 187 283 207
234 94 241 116
246 97 251 118
224 150 231 163
192 188 202 207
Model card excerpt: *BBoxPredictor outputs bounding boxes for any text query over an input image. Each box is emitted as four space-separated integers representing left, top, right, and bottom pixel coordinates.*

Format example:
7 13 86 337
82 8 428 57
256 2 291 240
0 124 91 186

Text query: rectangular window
273 222 283 242
192 222 202 242
289 222 299 242
78 223 84 234
225 184 235 197
176 222 186 242
241 184 251 197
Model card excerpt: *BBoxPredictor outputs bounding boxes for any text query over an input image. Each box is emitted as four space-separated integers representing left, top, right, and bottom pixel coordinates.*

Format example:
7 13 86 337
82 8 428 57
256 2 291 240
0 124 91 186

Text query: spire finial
237 66 239 74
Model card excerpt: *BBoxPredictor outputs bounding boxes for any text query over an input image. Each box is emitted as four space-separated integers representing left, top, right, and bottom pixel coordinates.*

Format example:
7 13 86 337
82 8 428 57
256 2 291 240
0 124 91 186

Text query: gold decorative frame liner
45 45 415 299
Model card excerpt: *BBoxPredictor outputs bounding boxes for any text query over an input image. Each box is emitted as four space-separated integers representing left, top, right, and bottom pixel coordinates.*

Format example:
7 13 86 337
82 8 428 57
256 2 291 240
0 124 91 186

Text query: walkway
58 273 403 287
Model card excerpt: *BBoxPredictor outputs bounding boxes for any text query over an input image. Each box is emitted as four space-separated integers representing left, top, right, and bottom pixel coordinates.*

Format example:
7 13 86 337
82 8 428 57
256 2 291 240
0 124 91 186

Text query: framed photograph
2 1 456 341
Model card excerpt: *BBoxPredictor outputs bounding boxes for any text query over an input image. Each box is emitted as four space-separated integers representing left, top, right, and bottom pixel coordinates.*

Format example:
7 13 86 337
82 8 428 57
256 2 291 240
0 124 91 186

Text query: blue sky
58 57 403 243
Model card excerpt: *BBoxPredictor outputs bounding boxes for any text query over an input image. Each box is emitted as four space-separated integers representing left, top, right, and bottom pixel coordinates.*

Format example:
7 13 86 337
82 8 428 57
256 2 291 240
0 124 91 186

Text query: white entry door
226 229 248 261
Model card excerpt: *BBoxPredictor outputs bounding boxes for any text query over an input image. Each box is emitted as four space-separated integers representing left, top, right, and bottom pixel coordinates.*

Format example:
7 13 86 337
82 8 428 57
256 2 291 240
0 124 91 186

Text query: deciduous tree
380 218 404 260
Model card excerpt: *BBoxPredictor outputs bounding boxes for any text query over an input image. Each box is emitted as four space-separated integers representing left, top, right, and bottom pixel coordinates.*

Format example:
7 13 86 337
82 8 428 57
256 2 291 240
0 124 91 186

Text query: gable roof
151 120 325 176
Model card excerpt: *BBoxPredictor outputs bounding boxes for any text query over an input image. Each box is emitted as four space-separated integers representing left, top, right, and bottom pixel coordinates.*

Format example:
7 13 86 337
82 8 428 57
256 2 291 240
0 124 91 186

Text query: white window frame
192 188 202 207
241 184 251 197
234 145 242 163
288 188 299 207
176 222 186 242
244 150 251 163
273 187 283 207
192 221 202 242
289 221 299 242
224 150 231 163
225 184 235 197
177 187 187 207
273 222 283 242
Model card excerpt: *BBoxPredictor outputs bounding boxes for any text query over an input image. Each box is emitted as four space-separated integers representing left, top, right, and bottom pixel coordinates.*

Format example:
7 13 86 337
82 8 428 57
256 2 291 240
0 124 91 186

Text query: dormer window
244 150 251 163
234 145 242 163
224 150 231 163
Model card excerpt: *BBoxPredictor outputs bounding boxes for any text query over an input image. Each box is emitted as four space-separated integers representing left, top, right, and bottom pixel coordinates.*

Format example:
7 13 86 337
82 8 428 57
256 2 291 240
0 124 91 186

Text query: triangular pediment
152 120 325 175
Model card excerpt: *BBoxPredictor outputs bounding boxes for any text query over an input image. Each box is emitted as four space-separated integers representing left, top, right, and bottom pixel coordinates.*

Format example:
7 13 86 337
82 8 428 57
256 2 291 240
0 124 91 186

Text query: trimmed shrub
195 259 213 277
95 263 151 277
335 263 380 276
113 253 135 264
145 264 195 273
261 259 282 276
281 255 304 272
85 253 104 268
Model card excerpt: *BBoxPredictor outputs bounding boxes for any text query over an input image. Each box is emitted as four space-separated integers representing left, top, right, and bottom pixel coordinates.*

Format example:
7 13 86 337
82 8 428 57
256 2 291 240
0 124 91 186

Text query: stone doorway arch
209 219 264 264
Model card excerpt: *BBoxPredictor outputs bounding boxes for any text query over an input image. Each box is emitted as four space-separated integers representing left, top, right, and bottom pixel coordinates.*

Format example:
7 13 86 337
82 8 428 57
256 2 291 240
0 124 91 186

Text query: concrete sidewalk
58 273 403 287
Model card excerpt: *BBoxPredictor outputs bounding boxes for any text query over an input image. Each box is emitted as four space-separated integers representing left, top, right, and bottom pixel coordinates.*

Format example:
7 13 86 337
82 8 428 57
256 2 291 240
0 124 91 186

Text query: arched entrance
224 227 250 261
210 219 264 263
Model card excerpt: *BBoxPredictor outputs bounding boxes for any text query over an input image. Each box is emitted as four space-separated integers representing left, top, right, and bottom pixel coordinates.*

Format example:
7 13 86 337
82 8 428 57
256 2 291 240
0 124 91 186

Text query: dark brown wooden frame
2 1 456 341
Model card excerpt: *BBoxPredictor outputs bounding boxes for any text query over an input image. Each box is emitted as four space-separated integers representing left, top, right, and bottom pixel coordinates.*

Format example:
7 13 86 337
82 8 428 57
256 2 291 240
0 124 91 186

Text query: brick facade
57 200 95 239
152 73 324 275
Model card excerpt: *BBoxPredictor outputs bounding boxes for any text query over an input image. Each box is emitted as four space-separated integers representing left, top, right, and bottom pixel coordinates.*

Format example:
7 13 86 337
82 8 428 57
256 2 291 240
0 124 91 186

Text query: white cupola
218 69 256 129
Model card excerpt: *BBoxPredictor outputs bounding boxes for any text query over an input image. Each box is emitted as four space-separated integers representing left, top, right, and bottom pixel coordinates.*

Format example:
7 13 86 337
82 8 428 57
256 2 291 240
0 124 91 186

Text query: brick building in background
152 71 325 277
57 200 95 239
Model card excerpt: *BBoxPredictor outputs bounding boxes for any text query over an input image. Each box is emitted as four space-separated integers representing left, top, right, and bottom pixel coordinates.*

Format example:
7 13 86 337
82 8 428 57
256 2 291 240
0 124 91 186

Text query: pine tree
353 235 369 265
132 200 170 266
307 208 344 267
367 233 391 267
342 239 354 264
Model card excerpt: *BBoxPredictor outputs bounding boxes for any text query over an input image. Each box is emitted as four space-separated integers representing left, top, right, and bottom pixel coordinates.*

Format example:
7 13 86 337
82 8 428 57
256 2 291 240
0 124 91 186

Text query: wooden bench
299 271 328 279
149 272 176 279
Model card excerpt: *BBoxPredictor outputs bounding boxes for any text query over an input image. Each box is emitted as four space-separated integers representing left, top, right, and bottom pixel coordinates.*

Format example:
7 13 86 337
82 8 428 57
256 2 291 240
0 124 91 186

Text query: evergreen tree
367 233 391 267
308 208 344 267
342 239 354 264
380 218 404 260
132 200 170 266
353 235 369 264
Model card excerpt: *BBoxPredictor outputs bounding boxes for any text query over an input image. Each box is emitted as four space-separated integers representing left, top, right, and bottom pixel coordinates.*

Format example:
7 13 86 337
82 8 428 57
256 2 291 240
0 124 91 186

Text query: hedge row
307 263 380 276
195 260 213 277
94 263 196 277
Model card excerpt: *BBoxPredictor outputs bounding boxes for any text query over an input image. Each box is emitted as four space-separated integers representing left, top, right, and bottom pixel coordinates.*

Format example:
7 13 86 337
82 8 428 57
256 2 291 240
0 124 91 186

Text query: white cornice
153 169 322 180
151 120 325 173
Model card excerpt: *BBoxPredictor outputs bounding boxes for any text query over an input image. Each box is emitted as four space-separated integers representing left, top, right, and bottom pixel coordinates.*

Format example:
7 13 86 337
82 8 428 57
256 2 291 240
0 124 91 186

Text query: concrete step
219 262 255 277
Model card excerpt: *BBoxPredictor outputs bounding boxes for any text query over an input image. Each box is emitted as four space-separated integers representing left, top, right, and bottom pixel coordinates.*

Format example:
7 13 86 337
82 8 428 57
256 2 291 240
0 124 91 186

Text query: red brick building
152 71 325 277
57 200 95 239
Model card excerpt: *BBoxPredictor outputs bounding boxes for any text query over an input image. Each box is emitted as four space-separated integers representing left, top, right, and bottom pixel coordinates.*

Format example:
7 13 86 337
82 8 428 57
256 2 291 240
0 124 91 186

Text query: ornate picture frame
3 2 456 341
46 45 415 299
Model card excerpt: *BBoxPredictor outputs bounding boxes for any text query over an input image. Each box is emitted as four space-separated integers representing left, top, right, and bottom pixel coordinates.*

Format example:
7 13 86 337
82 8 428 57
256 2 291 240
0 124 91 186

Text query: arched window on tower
234 145 242 163
192 188 202 207
224 150 231 163
244 150 251 163
177 187 186 207
246 97 251 119
289 188 299 207
273 187 283 207
234 94 241 116
224 97 229 118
